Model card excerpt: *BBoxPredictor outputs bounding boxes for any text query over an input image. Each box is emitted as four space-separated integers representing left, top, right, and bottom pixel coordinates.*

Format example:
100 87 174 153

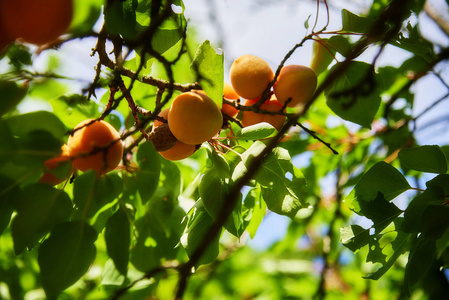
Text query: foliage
1 0 449 299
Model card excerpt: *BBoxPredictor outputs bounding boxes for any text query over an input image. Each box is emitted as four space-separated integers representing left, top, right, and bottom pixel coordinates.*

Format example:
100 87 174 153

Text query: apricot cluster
39 119 124 185
0 0 73 50
229 54 318 130
150 90 222 160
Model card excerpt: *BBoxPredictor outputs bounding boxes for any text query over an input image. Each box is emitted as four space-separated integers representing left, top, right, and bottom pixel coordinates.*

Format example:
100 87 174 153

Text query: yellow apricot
0 0 73 45
39 144 73 185
168 91 223 145
221 82 239 118
153 108 196 161
68 119 123 175
241 96 286 130
230 55 274 100
310 40 335 75
273 65 317 107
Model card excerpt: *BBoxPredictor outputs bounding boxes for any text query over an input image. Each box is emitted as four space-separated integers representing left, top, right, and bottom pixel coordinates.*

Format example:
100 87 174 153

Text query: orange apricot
241 96 286 130
67 119 123 175
152 108 196 161
273 65 317 107
39 144 73 185
221 82 239 117
0 0 73 45
168 91 223 145
230 55 274 100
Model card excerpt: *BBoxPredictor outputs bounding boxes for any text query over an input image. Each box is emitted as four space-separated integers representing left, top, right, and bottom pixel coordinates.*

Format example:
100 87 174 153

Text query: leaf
421 205 449 240
105 207 131 276
199 170 243 237
398 145 447 174
73 172 123 219
341 9 375 33
0 118 17 164
0 80 28 116
104 0 138 40
0 175 18 234
4 110 66 140
404 236 436 295
190 40 224 107
346 161 411 210
426 174 449 195
50 95 99 129
38 221 97 297
242 187 266 239
235 122 277 140
69 0 103 35
389 22 434 63
11 184 73 254
135 142 161 204
325 61 381 128
340 225 371 252
181 202 220 267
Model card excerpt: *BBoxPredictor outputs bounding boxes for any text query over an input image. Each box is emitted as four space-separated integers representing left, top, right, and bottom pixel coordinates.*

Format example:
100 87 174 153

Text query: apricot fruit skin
168 91 223 145
221 82 239 118
241 96 286 131
67 119 123 175
230 55 274 100
0 0 73 45
39 144 72 185
153 108 196 161
273 65 317 107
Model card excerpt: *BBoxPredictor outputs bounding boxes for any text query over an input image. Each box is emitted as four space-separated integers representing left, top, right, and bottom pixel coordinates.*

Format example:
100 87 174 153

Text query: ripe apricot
241 96 286 130
152 108 196 161
68 119 123 175
221 82 239 118
230 55 274 100
168 91 223 145
273 65 317 107
0 0 73 45
39 144 73 185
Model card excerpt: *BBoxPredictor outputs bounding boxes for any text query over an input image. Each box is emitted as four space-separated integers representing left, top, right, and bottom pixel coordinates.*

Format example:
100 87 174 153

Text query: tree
1 0 449 299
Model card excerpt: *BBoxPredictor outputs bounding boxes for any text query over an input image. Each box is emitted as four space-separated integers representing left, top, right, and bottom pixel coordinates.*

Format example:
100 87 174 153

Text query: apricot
230 55 274 100
221 82 239 117
310 40 335 75
241 95 286 130
39 144 73 185
67 119 123 175
168 91 223 145
273 65 317 107
152 108 196 161
0 0 73 45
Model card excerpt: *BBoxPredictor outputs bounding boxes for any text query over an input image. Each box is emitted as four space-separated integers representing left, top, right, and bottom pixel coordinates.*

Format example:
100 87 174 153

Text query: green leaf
199 170 243 237
404 236 436 294
325 61 381 128
235 122 277 140
242 187 266 239
0 80 28 116
4 110 66 140
0 175 18 234
389 22 434 62
181 202 220 267
135 142 161 204
398 145 447 174
340 225 371 252
346 161 411 210
104 0 138 40
421 205 449 240
0 119 17 164
11 184 73 254
341 9 375 33
105 207 131 276
190 40 224 107
73 172 123 219
38 221 97 297
402 187 445 234
50 95 99 129
426 174 449 195
69 0 103 35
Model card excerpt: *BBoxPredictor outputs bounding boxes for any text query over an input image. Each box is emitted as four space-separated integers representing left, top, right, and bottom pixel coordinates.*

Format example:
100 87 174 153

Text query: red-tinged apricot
168 91 223 145
152 108 197 161
241 96 286 130
0 0 73 45
68 119 123 175
273 64 317 107
221 82 239 118
39 144 73 185
230 55 274 100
